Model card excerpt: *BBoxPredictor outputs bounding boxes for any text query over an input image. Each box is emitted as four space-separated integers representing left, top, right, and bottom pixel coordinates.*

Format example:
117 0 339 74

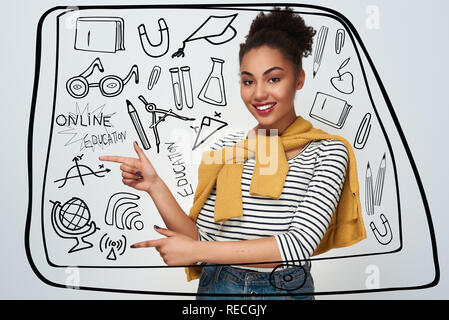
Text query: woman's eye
268 77 280 83
242 79 253 86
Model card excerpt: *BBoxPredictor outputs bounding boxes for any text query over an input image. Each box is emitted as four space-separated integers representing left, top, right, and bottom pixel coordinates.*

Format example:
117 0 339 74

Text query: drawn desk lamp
66 57 139 99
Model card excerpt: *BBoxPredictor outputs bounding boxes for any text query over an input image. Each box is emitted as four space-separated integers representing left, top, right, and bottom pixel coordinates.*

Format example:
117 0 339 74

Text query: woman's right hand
99 141 159 193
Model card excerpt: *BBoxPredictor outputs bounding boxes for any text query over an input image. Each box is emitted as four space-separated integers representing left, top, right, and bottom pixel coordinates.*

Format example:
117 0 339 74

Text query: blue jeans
196 262 315 300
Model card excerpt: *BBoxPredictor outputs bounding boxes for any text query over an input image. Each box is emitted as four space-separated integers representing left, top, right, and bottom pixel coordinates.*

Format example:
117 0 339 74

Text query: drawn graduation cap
172 13 238 58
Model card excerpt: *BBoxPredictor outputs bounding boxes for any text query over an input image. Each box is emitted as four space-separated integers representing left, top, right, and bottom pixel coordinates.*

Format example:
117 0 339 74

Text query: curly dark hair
239 7 316 74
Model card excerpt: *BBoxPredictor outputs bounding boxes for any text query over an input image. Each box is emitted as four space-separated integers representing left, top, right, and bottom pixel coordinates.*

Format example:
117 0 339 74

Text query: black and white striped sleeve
274 140 349 265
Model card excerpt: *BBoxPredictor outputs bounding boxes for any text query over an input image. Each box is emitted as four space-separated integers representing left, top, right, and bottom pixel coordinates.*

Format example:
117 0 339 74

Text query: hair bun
245 7 316 58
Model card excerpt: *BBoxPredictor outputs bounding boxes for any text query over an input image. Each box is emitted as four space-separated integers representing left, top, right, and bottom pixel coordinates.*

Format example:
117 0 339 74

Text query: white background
1 0 448 299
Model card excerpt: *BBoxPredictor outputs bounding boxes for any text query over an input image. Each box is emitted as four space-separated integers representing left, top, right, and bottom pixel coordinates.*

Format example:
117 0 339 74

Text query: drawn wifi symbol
104 192 144 231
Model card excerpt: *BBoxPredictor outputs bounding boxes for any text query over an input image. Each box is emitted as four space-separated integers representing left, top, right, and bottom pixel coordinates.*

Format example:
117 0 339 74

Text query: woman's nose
254 83 268 101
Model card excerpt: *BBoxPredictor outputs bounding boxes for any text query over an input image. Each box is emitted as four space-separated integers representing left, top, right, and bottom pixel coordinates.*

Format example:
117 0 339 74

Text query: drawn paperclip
354 113 372 149
147 66 161 90
335 29 345 54
138 18 169 58
370 213 393 245
66 57 139 99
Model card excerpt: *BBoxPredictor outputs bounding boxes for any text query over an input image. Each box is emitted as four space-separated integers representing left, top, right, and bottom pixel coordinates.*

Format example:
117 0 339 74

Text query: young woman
100 8 365 300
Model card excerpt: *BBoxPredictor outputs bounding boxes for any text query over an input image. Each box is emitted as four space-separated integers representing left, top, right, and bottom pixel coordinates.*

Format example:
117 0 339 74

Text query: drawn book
74 17 125 53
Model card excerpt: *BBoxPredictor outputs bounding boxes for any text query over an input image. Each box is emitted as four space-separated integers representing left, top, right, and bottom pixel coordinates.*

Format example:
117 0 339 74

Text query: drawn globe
59 197 91 231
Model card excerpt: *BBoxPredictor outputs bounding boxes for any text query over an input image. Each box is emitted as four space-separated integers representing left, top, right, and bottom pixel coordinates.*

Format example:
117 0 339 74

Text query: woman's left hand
131 226 199 266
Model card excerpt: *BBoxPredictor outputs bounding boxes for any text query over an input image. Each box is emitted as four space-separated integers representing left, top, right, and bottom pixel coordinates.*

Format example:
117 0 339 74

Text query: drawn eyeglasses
66 57 139 99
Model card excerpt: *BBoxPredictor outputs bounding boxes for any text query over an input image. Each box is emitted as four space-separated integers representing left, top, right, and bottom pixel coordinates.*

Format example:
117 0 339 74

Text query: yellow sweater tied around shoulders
185 116 366 281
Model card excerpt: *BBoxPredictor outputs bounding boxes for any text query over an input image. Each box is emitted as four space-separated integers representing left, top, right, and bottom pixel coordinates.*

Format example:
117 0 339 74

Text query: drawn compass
137 95 195 152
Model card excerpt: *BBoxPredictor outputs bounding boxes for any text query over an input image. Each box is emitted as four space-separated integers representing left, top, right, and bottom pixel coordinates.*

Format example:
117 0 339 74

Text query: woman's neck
252 109 298 136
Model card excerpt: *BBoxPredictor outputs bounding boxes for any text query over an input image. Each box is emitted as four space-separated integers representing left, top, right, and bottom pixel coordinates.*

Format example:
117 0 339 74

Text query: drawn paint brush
126 99 151 150
365 162 374 215
374 153 386 206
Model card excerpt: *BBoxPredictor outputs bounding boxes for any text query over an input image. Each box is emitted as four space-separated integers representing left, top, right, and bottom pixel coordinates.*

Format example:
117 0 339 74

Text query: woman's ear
295 69 306 90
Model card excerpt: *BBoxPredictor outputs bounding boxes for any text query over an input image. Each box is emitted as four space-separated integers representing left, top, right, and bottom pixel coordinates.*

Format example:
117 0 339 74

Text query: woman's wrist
194 240 208 263
145 174 162 194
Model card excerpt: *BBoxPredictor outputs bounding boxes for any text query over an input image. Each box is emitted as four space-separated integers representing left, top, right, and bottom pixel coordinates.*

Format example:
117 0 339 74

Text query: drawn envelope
74 17 125 53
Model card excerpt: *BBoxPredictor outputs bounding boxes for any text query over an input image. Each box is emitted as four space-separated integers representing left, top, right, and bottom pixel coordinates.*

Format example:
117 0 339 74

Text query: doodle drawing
169 66 194 110
374 153 386 206
198 57 227 106
99 233 127 260
136 95 195 153
147 65 161 90
313 25 328 78
104 192 144 231
138 18 169 58
365 162 375 216
370 213 393 245
66 57 139 99
335 28 345 54
126 99 151 150
354 112 372 149
192 116 228 150
50 197 99 254
172 14 237 58
330 57 354 94
53 154 111 188
309 92 351 129
74 16 125 53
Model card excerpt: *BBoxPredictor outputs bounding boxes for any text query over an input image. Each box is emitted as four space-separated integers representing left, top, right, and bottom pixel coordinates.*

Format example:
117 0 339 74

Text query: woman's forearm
147 176 198 239
195 237 283 268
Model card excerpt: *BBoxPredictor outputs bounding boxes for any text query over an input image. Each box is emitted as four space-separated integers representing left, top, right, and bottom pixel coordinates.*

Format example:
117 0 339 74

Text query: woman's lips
253 102 276 115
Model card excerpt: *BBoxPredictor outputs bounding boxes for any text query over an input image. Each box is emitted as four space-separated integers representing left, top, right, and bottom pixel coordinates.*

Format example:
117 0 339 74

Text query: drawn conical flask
198 57 226 106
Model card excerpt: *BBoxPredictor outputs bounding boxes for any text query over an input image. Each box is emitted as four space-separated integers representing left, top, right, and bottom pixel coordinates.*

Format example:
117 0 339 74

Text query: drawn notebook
309 92 352 129
74 17 125 53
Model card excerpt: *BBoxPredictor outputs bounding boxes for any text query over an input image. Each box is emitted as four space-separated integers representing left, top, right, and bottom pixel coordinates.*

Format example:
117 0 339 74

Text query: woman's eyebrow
240 67 284 77
263 66 284 75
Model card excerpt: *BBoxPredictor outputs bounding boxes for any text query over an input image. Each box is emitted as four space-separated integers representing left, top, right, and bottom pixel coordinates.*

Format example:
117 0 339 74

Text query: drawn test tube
181 66 194 108
169 67 183 110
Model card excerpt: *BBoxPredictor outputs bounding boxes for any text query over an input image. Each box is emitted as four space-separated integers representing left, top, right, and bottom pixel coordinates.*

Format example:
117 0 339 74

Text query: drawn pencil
374 153 386 206
313 26 328 78
365 162 374 215
126 99 151 150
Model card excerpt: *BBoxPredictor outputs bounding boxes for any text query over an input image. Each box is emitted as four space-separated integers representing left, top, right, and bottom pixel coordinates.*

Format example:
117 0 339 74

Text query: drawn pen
126 99 151 150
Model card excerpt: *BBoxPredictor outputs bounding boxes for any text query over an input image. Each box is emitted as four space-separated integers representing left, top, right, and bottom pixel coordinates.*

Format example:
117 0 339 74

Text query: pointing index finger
131 239 162 248
133 141 149 161
99 155 136 165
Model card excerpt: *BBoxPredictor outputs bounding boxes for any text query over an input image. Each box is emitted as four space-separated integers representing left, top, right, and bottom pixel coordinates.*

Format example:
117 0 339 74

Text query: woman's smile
253 102 277 114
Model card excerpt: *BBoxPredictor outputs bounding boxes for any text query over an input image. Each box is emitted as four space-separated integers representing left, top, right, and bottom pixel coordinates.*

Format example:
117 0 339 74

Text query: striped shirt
196 129 348 269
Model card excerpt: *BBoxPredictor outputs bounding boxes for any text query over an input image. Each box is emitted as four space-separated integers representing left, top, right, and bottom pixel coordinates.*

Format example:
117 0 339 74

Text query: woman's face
240 45 305 135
